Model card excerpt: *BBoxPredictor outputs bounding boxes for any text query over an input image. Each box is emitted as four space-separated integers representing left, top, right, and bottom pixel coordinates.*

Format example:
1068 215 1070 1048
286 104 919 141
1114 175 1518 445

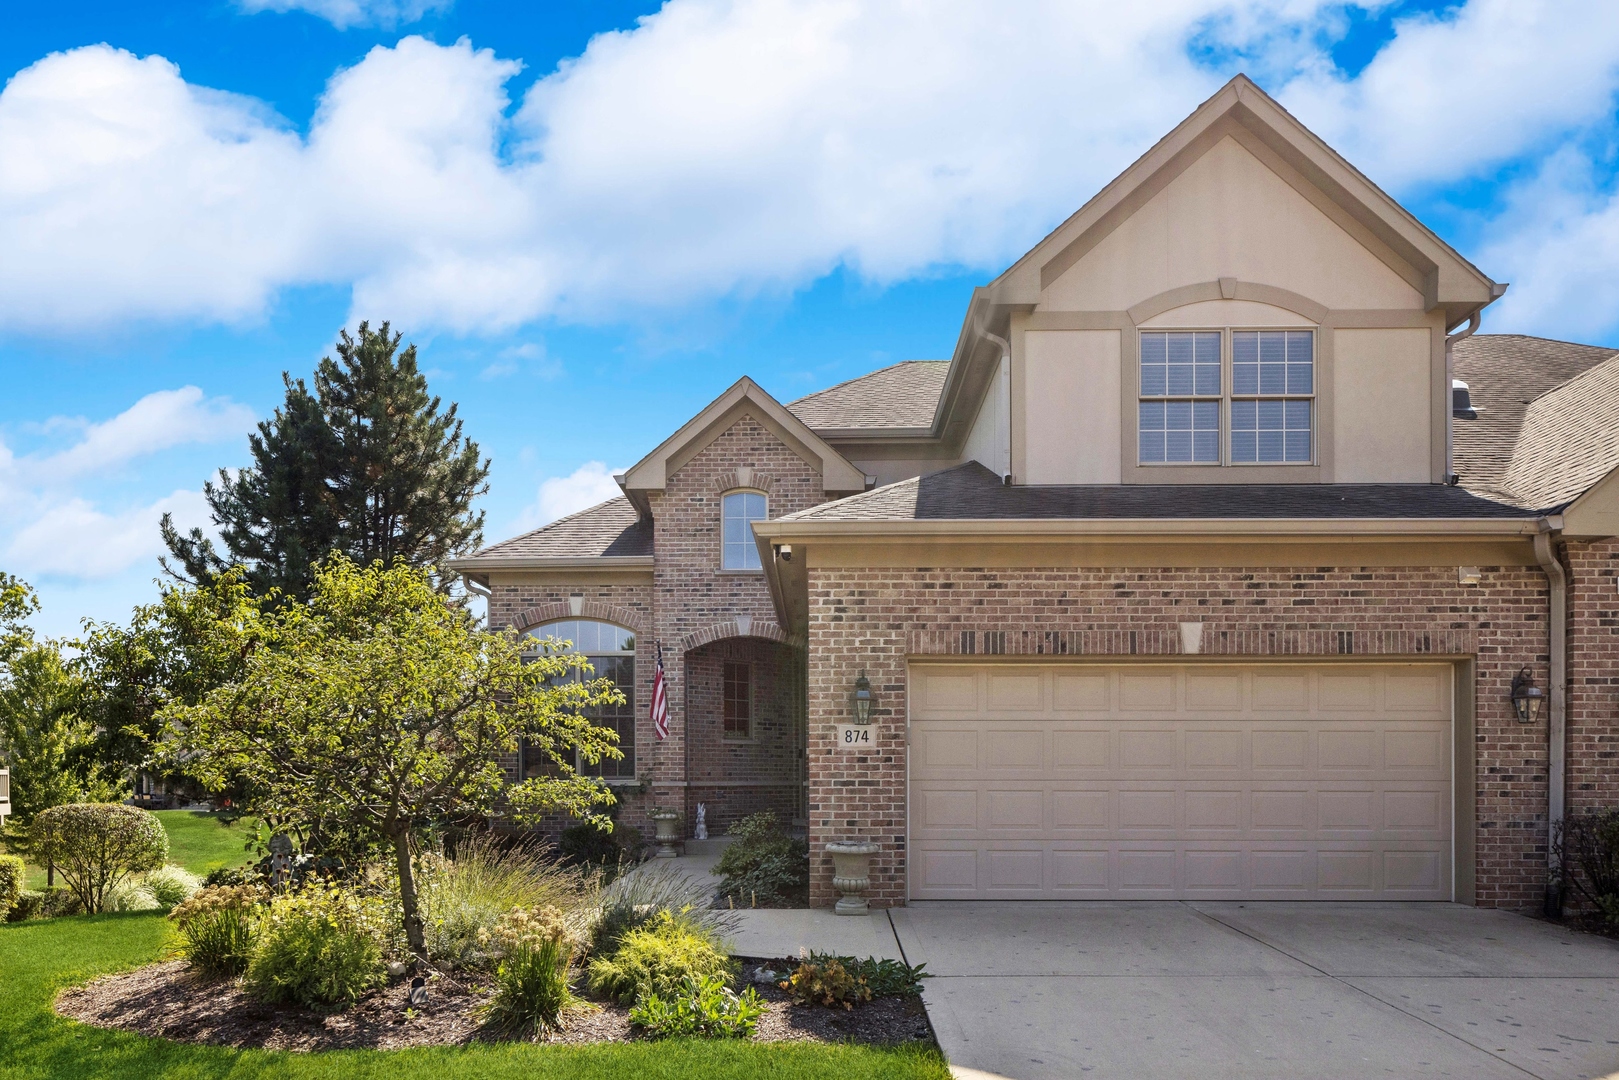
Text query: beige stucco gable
1043 135 1423 313
620 377 869 505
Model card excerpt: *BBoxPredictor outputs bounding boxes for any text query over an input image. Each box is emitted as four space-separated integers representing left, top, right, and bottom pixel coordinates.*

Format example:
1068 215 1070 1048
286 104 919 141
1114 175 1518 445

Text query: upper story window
1138 329 1314 466
721 491 768 570
522 619 635 779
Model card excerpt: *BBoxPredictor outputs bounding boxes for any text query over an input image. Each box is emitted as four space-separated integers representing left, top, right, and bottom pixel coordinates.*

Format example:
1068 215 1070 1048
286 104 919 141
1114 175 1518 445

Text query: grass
0 913 951 1080
3 810 256 890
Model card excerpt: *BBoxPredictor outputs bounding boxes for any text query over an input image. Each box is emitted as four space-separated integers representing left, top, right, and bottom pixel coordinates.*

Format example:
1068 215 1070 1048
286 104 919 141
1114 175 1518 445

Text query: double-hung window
521 619 636 779
1138 331 1221 464
1137 329 1315 466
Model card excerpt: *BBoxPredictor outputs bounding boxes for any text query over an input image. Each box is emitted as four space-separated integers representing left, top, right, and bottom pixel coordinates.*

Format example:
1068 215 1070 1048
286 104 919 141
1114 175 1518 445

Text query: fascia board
445 556 655 572
753 518 1541 542
1560 466 1619 539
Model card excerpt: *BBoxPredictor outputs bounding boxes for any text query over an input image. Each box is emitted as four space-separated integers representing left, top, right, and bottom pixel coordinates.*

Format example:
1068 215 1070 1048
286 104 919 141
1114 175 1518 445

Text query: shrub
204 864 262 888
780 956 872 1009
172 883 265 977
1558 807 1619 925
714 812 808 907
144 865 203 909
591 860 737 955
244 883 388 1006
805 953 929 997
481 905 576 1032
416 834 598 969
586 910 735 1005
629 974 766 1038
560 821 620 867
103 878 161 912
28 803 168 914
7 886 81 921
0 854 23 920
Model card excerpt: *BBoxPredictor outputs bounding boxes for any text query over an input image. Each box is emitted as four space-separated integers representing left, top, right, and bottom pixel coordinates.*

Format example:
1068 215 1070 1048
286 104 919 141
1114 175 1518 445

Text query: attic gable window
1232 331 1313 463
721 490 768 570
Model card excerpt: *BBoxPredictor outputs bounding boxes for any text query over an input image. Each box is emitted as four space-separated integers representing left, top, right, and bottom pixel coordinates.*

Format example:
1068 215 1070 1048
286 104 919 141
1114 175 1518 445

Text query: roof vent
1451 379 1480 420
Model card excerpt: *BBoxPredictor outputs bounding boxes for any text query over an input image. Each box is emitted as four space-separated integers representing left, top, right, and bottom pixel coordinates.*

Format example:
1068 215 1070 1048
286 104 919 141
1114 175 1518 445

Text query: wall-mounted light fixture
851 672 874 725
1510 667 1545 724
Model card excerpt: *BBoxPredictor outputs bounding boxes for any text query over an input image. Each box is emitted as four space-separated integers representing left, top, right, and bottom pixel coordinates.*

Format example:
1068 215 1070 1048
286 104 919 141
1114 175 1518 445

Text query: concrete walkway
889 901 1619 1080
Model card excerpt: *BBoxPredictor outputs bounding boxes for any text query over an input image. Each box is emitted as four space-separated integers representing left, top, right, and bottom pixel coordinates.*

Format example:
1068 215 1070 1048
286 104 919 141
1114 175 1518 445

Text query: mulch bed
56 956 934 1052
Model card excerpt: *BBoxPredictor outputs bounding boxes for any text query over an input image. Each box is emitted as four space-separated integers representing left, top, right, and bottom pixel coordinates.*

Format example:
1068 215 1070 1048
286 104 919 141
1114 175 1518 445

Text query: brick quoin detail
806 564 1556 911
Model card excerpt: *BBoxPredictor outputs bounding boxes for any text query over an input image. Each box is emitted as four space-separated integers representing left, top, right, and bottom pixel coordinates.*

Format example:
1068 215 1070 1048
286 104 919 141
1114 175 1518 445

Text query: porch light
1510 668 1545 724
851 672 874 725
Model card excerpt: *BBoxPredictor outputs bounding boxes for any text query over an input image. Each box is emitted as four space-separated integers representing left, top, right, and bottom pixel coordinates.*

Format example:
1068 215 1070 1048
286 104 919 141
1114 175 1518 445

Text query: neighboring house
450 76 1619 913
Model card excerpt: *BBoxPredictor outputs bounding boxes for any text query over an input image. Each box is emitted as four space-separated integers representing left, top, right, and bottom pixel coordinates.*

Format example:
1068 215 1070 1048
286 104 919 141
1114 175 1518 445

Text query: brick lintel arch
509 602 646 636
678 617 789 653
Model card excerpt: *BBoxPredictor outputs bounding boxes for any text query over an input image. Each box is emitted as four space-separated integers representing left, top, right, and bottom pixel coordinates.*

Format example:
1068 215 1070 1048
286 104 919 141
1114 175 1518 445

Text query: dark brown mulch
56 959 935 1052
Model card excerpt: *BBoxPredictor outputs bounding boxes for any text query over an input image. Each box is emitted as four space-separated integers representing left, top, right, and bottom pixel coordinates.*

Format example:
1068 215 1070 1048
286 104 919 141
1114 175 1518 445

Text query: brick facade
1566 537 1619 813
483 413 824 843
804 563 1558 910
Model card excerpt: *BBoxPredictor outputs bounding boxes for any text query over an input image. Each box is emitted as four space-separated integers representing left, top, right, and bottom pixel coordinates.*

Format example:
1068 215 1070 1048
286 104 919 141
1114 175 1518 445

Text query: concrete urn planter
649 810 681 858
825 840 881 915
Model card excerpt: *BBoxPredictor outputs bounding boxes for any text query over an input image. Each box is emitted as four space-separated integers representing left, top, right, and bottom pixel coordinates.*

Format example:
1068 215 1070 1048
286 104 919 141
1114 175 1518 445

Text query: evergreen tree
162 322 489 597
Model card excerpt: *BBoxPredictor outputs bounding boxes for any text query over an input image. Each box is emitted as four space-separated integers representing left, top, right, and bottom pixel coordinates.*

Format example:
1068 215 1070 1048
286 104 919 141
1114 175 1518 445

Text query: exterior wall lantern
851 672 874 725
1510 668 1545 724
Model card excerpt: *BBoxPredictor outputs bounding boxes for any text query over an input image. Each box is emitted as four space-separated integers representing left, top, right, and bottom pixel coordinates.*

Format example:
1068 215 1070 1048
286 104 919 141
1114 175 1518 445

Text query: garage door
909 663 1452 901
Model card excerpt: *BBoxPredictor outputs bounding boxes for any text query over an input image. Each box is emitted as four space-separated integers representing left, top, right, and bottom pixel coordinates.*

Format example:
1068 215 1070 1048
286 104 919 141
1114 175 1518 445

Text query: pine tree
162 322 490 597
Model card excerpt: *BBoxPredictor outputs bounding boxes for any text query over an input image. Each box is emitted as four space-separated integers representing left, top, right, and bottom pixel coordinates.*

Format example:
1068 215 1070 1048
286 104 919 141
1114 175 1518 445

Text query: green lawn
0 914 950 1080
4 809 257 890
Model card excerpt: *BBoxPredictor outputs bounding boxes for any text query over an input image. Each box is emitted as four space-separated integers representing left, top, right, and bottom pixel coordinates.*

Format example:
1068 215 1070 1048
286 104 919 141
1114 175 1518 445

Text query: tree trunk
391 827 426 959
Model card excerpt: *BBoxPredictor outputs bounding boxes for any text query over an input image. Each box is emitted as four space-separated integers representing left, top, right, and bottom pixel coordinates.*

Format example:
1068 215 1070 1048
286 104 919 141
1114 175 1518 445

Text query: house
448 75 1619 912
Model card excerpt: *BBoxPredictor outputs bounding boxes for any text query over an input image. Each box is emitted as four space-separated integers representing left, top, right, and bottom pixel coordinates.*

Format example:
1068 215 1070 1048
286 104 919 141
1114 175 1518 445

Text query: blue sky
3 0 1618 636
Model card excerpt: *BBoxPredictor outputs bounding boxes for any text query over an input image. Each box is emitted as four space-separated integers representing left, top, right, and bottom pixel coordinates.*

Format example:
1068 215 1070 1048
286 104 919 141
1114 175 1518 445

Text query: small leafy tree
160 556 622 956
0 571 37 665
1 641 124 824
30 803 168 913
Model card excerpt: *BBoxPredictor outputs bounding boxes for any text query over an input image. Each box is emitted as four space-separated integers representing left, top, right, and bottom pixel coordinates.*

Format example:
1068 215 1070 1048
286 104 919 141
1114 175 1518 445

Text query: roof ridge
785 359 949 408
1464 332 1617 351
1520 348 1619 410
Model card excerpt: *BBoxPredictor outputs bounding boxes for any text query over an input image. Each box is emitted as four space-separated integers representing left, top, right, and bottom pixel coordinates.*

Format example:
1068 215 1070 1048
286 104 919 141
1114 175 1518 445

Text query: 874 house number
837 724 872 748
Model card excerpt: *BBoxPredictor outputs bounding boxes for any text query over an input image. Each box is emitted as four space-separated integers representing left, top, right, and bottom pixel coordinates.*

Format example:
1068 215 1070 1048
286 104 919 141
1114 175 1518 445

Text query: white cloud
515 461 624 532
35 387 256 480
239 0 451 30
6 489 210 580
4 2 1619 336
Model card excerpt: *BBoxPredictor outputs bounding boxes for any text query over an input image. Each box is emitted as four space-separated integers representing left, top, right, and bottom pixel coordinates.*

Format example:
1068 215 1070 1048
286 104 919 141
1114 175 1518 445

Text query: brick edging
508 601 648 635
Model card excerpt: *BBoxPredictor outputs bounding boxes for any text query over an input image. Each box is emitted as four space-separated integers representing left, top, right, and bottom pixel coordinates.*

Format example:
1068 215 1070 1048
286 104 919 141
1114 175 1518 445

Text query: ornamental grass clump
170 883 266 978
629 974 766 1039
244 883 388 1006
28 803 168 914
590 860 737 955
586 909 734 1006
416 834 598 969
144 865 203 909
480 905 577 1032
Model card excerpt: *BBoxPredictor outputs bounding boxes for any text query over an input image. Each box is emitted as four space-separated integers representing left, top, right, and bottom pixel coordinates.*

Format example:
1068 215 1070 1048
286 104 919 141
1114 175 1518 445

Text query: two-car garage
907 662 1456 901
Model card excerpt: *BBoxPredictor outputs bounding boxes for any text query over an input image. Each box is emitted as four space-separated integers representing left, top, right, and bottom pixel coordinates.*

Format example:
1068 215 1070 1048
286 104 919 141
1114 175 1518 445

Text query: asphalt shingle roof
779 462 1534 523
471 497 652 559
786 360 949 431
1452 334 1617 501
1499 352 1619 510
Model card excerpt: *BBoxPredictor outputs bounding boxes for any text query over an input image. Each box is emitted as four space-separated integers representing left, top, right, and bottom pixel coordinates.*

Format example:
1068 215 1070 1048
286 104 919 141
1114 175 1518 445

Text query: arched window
721 490 768 570
523 619 636 779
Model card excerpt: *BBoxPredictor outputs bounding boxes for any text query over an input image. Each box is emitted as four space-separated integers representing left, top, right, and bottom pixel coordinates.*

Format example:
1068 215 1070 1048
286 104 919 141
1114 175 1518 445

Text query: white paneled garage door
908 663 1453 901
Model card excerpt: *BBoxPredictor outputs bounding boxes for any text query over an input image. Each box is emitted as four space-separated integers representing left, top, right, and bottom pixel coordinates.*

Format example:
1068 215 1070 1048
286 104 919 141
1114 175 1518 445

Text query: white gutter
755 517 1543 541
1533 527 1568 916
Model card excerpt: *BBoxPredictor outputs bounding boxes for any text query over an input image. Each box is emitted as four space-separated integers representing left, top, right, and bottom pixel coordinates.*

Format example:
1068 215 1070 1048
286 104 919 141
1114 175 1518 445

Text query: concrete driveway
889 902 1619 1080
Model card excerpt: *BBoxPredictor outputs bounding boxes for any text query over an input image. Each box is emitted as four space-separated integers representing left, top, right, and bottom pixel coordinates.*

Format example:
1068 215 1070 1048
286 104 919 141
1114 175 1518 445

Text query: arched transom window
722 490 768 570
522 619 635 779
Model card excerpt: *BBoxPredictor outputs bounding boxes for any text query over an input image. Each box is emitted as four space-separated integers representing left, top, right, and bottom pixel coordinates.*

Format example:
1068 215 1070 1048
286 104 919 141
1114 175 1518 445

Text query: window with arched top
523 619 636 779
721 490 768 570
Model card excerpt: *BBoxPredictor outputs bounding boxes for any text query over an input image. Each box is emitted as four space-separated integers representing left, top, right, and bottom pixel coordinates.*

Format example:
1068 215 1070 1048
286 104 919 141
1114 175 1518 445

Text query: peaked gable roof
619 376 868 503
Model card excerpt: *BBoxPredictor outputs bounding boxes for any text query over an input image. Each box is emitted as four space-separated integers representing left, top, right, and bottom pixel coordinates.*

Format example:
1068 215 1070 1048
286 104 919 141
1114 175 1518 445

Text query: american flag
650 642 668 740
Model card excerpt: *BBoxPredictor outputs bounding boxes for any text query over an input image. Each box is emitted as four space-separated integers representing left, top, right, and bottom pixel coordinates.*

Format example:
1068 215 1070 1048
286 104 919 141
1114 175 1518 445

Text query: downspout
1533 527 1567 917
1444 311 1481 484
981 328 1013 482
